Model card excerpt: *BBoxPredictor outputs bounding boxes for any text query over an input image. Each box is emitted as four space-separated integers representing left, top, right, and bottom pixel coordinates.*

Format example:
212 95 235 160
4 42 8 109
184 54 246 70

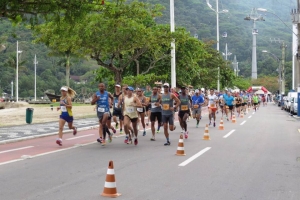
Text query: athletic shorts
97 112 109 121
242 103 247 106
227 105 234 110
178 110 190 119
253 103 258 106
146 104 151 112
235 104 242 108
150 112 162 124
124 115 138 123
162 114 174 125
108 112 112 120
137 107 145 113
208 107 217 112
60 115 73 123
192 108 201 115
113 110 124 120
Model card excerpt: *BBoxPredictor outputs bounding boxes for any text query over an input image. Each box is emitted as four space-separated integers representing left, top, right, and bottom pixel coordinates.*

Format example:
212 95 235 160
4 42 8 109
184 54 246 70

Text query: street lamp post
206 0 228 91
34 54 38 101
11 81 13 99
16 41 22 102
170 0 176 88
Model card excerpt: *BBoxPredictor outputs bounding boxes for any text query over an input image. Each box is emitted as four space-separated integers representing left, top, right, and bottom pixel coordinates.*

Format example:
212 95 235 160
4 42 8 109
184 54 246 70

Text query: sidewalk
0 118 99 144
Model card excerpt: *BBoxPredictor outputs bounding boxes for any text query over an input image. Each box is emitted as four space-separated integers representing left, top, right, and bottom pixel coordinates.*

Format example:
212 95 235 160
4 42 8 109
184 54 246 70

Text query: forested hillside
0 0 296 98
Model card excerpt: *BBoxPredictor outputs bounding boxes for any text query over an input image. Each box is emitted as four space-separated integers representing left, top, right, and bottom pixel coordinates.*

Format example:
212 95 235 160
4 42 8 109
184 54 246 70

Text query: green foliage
122 73 168 87
231 77 252 90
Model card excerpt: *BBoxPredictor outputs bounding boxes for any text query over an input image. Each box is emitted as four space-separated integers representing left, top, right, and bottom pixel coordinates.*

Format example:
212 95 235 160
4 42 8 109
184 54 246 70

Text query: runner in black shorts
178 86 190 139
144 85 152 126
112 84 124 133
149 86 162 141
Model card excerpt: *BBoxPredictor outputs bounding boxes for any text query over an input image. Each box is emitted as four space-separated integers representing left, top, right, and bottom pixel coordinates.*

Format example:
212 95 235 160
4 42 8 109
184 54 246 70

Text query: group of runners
55 84 264 146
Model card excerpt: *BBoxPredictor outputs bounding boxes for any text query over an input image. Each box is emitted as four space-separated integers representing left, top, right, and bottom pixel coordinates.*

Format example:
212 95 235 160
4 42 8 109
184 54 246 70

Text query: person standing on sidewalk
91 83 113 146
56 86 77 146
161 83 180 146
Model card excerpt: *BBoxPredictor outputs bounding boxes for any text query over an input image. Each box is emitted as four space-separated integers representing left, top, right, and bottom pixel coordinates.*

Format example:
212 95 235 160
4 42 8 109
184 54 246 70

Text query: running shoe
213 122 216 127
196 124 199 128
181 129 184 133
134 138 138 145
164 141 171 146
56 139 62 146
184 132 188 139
73 127 77 136
143 131 146 136
120 129 123 134
112 128 116 134
124 136 128 144
101 141 106 146
97 137 103 143
150 137 156 141
115 123 119 129
127 138 132 145
209 121 211 126
156 130 160 133
108 134 112 143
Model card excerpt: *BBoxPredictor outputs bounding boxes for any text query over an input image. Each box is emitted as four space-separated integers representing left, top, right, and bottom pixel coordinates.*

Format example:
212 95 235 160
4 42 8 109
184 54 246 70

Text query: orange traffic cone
176 134 186 156
232 114 236 123
219 118 224 130
101 161 121 198
203 124 210 140
240 111 244 118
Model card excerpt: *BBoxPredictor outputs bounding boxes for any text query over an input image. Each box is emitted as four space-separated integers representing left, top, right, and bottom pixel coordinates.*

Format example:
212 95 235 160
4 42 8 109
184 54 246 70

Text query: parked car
286 92 298 112
290 97 298 115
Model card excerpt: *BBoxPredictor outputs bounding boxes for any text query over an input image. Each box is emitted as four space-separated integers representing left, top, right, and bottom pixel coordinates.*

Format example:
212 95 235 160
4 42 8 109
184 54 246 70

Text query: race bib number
114 103 119 108
145 97 150 102
126 107 134 113
151 103 157 108
163 104 170 110
137 108 143 112
210 103 215 108
98 107 105 112
61 106 67 112
181 105 188 111
193 105 199 109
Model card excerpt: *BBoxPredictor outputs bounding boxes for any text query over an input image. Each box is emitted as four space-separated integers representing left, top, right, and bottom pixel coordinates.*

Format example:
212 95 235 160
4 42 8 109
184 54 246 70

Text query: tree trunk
135 59 140 75
66 54 70 87
114 70 122 84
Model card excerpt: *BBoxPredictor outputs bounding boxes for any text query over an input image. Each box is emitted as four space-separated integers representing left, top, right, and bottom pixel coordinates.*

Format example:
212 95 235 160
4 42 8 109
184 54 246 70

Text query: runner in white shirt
207 89 218 127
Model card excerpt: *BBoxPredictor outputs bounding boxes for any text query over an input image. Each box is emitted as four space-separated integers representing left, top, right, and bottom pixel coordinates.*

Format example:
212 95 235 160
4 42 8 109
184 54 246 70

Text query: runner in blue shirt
224 91 234 121
191 89 204 127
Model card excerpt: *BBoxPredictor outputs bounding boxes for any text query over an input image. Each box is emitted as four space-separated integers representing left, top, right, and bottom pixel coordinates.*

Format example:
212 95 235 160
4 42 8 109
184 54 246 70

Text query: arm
117 95 123 108
134 96 142 108
91 93 98 105
171 93 181 109
65 97 73 109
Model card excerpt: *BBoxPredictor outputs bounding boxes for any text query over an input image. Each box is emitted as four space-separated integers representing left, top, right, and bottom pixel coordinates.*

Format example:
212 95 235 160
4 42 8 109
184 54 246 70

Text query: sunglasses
125 88 129 90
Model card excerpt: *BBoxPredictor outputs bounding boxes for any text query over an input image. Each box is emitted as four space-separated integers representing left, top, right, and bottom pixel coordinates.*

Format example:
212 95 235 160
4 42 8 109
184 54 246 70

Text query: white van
286 92 297 112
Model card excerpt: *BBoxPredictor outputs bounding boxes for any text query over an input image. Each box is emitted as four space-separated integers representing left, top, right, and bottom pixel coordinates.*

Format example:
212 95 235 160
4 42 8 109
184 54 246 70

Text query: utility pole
244 8 265 79
291 1 300 91
34 54 38 101
232 55 239 76
281 42 287 95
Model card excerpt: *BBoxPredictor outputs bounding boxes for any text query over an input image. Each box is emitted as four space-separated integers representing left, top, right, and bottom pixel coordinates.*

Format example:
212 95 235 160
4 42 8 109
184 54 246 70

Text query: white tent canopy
255 89 272 95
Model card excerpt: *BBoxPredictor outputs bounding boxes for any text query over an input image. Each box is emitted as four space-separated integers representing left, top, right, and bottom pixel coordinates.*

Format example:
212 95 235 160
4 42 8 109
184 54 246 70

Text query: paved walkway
0 118 99 142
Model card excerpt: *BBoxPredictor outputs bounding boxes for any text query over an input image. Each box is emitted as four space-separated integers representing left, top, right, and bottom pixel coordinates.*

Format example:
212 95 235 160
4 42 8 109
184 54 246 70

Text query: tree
251 76 279 93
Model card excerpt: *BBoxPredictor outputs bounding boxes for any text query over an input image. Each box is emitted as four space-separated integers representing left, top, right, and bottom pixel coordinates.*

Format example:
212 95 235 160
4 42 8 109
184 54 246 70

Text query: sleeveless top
96 91 110 113
161 93 173 115
113 92 122 111
236 97 242 105
60 97 73 117
136 95 145 112
123 96 138 118
144 90 152 103
150 94 162 113
179 94 189 111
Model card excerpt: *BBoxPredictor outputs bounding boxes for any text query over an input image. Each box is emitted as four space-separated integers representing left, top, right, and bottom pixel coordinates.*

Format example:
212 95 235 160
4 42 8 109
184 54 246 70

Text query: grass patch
32 103 93 107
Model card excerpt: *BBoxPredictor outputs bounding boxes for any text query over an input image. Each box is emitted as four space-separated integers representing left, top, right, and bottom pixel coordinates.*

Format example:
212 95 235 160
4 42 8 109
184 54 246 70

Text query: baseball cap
163 83 169 87
60 86 68 91
127 86 134 91
195 89 199 93
115 84 121 88
180 86 186 89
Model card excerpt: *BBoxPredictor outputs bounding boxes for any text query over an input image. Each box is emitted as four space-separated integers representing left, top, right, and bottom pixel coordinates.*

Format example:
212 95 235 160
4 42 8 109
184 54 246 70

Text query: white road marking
66 134 94 140
223 130 236 138
248 115 252 119
178 147 211 167
240 121 246 125
0 146 34 154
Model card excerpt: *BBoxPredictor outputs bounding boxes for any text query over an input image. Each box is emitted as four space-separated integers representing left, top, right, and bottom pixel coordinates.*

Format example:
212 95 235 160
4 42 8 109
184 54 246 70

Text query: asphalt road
0 103 300 200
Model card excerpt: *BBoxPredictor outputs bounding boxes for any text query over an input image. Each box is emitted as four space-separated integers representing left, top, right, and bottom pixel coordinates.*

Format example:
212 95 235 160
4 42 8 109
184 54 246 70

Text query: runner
122 86 142 145
161 83 180 146
156 86 163 133
224 91 235 120
56 86 77 146
118 84 134 135
112 84 123 134
144 85 152 126
136 88 147 136
191 89 205 128
252 93 259 112
207 89 218 127
91 83 113 146
242 91 249 114
235 93 243 117
149 86 162 141
178 86 190 138
218 91 225 117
